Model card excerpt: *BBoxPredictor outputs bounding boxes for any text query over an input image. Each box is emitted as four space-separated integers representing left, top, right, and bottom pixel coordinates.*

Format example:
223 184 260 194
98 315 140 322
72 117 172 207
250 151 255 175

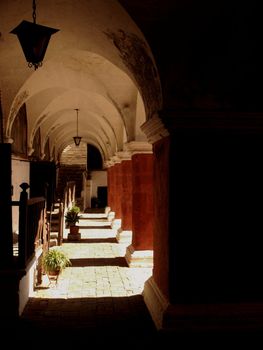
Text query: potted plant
65 205 81 233
42 248 71 279
65 205 82 240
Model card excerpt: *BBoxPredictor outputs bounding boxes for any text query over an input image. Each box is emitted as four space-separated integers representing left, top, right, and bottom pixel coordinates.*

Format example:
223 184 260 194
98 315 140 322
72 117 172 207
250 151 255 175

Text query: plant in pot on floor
65 205 82 240
42 248 71 283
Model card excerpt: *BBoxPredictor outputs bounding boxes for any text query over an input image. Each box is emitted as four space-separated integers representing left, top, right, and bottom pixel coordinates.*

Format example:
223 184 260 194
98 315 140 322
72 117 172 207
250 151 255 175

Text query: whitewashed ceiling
0 0 161 161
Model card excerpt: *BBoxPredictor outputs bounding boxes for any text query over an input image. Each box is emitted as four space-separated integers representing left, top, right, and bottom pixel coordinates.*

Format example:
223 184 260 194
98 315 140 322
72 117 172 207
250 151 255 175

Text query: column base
107 210 115 223
111 218 122 230
116 229 132 244
125 244 153 267
143 276 169 330
144 277 263 333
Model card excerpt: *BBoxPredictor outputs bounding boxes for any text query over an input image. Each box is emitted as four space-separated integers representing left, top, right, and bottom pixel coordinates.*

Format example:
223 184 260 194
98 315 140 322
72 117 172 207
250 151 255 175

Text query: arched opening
0 0 162 339
86 144 107 209
87 144 103 171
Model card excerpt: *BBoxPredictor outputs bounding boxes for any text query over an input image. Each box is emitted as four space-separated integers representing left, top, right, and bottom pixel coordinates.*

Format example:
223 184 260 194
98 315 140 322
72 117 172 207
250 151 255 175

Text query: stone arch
1 0 162 163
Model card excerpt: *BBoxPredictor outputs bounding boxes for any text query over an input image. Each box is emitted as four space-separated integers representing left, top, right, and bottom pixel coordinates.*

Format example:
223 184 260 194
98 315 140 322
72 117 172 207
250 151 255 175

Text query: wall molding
125 244 153 268
141 114 169 144
143 276 169 330
124 141 152 155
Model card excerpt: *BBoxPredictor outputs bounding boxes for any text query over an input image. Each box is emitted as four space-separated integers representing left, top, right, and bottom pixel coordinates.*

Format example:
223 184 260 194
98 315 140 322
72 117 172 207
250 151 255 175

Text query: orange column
107 166 115 212
131 153 153 250
152 137 170 299
121 160 132 231
107 167 113 209
114 163 122 219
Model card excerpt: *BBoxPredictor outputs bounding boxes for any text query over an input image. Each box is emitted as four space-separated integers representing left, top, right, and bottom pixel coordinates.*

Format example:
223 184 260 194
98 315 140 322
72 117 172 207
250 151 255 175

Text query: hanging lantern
10 0 59 70
73 109 82 147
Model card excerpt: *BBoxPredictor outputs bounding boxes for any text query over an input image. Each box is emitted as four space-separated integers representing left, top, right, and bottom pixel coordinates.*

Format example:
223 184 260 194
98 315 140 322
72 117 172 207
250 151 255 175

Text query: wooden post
0 144 13 267
18 182 30 268
58 200 64 245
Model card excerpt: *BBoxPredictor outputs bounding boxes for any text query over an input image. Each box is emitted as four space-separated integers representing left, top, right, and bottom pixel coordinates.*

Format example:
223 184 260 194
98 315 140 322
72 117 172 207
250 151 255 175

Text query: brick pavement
18 228 157 347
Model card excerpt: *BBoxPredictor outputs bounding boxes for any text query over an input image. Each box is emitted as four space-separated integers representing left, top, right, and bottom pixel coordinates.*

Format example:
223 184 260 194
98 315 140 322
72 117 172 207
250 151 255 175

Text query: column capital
124 141 152 155
111 155 122 164
141 114 169 144
104 159 115 168
105 155 124 167
116 150 131 161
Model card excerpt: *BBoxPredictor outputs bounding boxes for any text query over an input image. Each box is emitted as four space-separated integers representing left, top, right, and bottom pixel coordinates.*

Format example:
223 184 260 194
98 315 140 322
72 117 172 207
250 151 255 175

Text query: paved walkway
18 227 157 348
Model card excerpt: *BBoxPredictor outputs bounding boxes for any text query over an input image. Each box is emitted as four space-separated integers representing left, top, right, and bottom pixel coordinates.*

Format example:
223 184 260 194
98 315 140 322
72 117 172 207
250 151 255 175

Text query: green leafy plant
42 248 71 274
65 205 81 226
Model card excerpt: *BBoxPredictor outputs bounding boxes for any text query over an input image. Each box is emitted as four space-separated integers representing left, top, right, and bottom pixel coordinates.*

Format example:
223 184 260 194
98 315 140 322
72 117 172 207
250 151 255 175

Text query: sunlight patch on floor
34 265 152 299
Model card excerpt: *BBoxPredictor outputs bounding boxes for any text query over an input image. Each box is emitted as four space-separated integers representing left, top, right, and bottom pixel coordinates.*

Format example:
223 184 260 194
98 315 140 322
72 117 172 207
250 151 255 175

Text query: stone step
80 213 109 219
73 228 117 238
78 220 112 228
50 220 59 226
49 238 58 247
50 231 58 238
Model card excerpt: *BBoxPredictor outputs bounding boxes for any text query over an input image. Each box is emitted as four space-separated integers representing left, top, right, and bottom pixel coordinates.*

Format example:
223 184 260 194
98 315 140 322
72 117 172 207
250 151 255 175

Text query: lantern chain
32 0 37 24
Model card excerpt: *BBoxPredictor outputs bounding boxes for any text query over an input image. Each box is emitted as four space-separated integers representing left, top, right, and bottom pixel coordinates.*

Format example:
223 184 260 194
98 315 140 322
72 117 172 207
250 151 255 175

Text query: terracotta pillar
114 163 122 219
107 166 114 211
124 142 154 267
142 113 263 333
116 158 133 243
131 153 153 249
121 160 132 230
108 160 122 230
152 136 170 299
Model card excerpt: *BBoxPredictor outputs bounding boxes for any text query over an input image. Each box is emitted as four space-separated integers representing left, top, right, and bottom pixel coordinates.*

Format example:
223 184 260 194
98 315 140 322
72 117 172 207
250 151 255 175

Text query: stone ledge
111 218 121 230
143 276 263 332
116 229 132 244
143 276 169 330
125 245 153 267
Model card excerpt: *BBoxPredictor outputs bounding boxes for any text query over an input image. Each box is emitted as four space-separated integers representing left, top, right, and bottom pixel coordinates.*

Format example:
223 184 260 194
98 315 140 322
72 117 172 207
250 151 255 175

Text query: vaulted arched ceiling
0 0 162 162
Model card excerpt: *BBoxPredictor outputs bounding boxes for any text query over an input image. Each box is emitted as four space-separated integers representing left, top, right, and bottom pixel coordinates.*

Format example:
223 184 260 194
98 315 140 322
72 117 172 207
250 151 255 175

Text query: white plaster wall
60 143 87 165
19 261 35 315
19 252 41 315
91 171 107 198
135 92 147 141
12 158 30 233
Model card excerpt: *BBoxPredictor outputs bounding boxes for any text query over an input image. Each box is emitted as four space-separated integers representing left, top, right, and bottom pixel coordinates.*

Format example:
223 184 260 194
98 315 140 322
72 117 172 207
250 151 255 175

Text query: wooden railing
57 200 64 246
13 183 48 268
60 181 76 240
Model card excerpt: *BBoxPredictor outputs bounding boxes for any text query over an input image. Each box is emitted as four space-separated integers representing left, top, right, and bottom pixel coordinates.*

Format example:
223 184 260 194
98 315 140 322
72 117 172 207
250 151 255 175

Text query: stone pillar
83 174 92 210
142 113 263 332
107 166 114 211
116 152 133 244
124 142 154 267
114 162 122 220
121 160 132 230
107 158 122 230
106 163 116 223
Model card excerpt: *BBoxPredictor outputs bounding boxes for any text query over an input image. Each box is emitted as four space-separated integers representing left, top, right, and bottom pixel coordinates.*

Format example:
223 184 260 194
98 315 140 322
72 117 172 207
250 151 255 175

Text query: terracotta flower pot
69 225 79 234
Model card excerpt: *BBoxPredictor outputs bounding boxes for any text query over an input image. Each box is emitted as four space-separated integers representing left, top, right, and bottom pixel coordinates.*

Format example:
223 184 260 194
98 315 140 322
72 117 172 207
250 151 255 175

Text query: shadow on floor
13 295 158 348
69 257 128 267
84 208 106 213
63 238 118 244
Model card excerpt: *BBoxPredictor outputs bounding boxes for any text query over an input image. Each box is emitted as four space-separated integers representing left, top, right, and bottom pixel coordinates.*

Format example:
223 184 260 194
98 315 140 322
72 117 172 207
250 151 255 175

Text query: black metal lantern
10 0 59 70
73 109 82 147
